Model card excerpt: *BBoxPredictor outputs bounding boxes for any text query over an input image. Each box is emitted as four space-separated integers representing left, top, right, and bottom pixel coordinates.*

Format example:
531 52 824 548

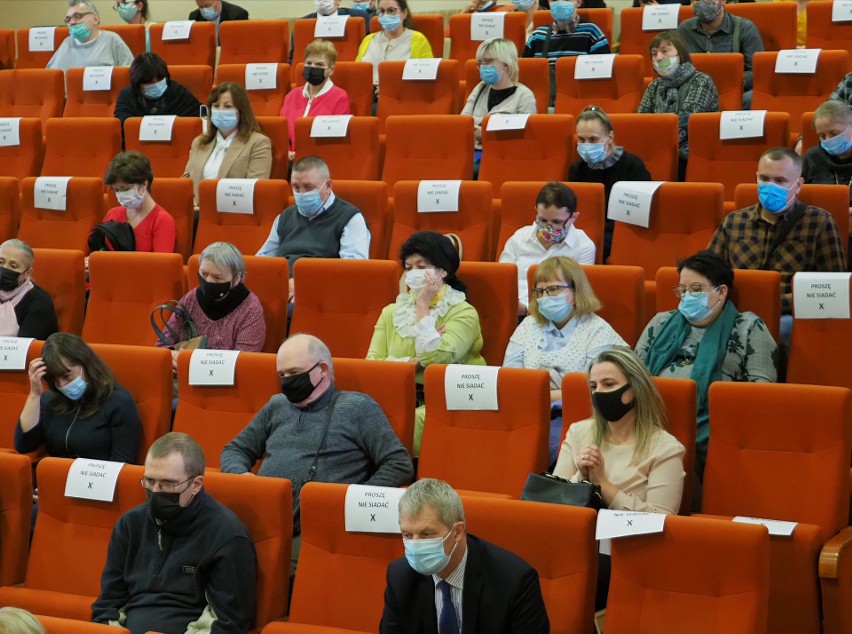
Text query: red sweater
103 203 176 253
280 83 351 151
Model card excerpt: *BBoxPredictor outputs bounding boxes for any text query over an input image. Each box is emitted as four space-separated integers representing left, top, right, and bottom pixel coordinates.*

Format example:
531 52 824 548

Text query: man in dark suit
188 0 249 23
288 0 371 63
380 479 549 634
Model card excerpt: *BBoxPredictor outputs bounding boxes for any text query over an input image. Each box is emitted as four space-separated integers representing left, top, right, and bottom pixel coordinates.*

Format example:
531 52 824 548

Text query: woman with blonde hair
0 607 45 634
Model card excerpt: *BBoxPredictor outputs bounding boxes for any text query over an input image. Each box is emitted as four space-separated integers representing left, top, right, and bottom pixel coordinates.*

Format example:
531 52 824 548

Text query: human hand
794 137 803 156
575 444 605 483
288 278 295 303
288 150 295 161
28 358 46 397
170 349 179 374
415 269 443 306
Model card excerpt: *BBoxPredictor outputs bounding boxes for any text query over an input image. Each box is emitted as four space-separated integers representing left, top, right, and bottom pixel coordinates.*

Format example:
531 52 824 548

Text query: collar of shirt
754 199 798 225
690 10 733 35
433 540 468 589
302 78 335 99
72 30 101 47
524 222 582 252
214 130 236 150
304 190 337 221
541 312 580 344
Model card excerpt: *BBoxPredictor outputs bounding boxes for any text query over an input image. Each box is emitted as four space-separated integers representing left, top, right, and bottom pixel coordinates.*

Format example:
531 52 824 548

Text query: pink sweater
280 83 351 150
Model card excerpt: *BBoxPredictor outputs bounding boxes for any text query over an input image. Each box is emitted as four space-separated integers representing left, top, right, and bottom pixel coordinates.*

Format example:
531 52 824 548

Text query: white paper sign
574 54 616 79
470 12 505 41
417 180 462 213
595 509 667 540
0 337 35 370
793 272 852 318
0 118 22 147
82 66 112 91
606 180 665 228
64 458 125 502
34 176 72 211
216 178 257 214
774 48 821 74
719 109 767 140
832 0 852 22
188 349 240 385
138 115 177 141
245 63 278 90
28 27 56 52
314 14 348 38
733 516 797 537
162 20 194 41
444 364 499 411
485 113 530 131
402 58 441 81
310 114 352 138
344 484 406 533
642 3 680 31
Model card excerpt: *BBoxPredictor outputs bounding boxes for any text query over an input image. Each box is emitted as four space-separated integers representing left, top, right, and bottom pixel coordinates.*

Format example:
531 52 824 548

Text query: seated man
677 0 764 108
288 0 371 63
380 478 550 633
499 181 596 317
256 155 370 306
47 1 133 72
189 0 249 23
92 432 257 633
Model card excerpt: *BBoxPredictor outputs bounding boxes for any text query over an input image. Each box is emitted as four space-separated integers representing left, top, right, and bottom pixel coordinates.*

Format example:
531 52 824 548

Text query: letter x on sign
88 481 94 489
209 369 214 376
627 519 633 526
370 513 376 522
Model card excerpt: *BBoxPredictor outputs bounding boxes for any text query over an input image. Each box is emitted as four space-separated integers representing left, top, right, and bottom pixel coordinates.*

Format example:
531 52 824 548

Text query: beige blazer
182 130 273 200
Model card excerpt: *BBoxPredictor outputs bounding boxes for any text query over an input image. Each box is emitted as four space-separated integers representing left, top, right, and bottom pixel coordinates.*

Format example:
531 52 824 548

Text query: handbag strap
150 300 199 347
305 391 340 484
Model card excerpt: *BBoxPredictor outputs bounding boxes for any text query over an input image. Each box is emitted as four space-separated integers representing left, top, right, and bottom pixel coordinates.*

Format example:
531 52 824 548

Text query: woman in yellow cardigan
367 231 486 455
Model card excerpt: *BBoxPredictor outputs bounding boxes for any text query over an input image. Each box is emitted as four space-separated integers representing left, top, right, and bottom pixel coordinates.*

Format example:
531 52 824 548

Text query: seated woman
356 0 433 92
155 242 266 372
461 37 537 174
638 31 718 180
635 250 779 479
182 82 272 201
0 240 58 340
503 256 626 465
114 52 201 126
113 0 154 50
367 231 486 455
15 332 142 463
103 151 176 253
281 39 351 161
568 105 651 261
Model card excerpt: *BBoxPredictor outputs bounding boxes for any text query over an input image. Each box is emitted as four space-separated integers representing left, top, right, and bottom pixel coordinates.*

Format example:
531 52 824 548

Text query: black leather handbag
520 472 606 510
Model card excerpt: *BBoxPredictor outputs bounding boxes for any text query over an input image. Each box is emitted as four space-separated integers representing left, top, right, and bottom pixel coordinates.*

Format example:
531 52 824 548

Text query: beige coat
182 130 273 200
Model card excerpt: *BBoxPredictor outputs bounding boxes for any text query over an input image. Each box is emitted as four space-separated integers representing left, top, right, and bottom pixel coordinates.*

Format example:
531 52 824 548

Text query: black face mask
303 65 327 86
197 273 232 301
591 383 635 422
0 266 23 292
280 362 320 403
146 489 185 524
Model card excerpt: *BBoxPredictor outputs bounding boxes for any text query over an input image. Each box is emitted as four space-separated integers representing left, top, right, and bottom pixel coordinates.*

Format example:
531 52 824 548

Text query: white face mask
315 0 337 15
116 186 145 210
405 268 435 293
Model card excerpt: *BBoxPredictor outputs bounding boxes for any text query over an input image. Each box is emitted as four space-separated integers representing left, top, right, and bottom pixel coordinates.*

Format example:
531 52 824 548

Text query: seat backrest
606 515 770 634
290 258 400 358
389 180 492 261
124 116 203 179
35 616 130 633
330 179 389 259
294 116 380 181
63 66 131 118
42 117 121 178
0 453 32 587
83 251 186 346
704 382 852 539
554 54 645 116
333 358 416 455
100 24 146 57
187 254 289 353
419 364 551 496
292 18 366 81
576 8 614 43
806 0 852 49
382 115 475 187
294 61 374 116
194 178 290 256
0 117 43 181
686 112 790 201
377 60 461 133
213 63 291 116
256 115 290 181
609 182 725 281
14 27 69 69
168 64 214 104
89 343 172 464
18 176 102 252
479 114 574 195
0 68 65 127
726 1 798 51
606 112 678 182
655 266 781 343
369 14 445 59
0 176 19 242
0 340 43 454
150 177 194 260
788 313 852 391
173 350 279 468
456 261 517 366
219 20 291 64
463 56 551 115
801 110 818 154
618 6 694 77
31 248 85 335
448 12 527 64
149 21 216 67
691 52 744 112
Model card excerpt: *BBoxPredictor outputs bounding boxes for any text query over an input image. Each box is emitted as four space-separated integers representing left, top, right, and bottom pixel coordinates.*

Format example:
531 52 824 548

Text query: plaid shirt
707 202 846 314
830 71 852 103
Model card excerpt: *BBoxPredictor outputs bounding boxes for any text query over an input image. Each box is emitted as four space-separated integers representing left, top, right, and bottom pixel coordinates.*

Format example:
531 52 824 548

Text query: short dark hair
759 146 803 172
677 250 734 290
104 151 154 187
649 31 691 64
536 182 577 215
399 231 466 292
137 0 149 19
42 332 116 418
129 51 169 91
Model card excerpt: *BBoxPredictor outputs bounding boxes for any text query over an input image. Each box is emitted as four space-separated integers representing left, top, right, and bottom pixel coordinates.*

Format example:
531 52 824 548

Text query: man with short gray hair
380 478 549 633
47 1 133 72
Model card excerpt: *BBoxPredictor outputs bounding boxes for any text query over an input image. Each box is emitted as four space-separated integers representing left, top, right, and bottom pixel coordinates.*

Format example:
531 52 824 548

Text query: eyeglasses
532 284 573 298
377 7 401 15
140 476 195 493
64 11 93 23
535 217 571 230
672 284 719 298
112 1 135 9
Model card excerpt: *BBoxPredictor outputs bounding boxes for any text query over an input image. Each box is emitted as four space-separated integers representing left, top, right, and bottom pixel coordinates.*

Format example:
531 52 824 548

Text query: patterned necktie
438 580 460 634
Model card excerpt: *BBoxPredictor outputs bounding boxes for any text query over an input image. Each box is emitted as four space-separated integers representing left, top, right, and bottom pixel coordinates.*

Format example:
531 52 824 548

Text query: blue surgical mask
211 108 239 132
578 142 607 164
403 530 457 575
820 126 852 157
537 294 573 322
550 0 576 23
477 0 495 10
294 185 327 217
199 5 220 20
678 290 717 324
352 2 370 11
142 78 167 100
58 375 88 401
117 2 139 22
378 13 402 31
479 64 501 85
757 180 795 214
69 23 92 42
512 0 537 9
